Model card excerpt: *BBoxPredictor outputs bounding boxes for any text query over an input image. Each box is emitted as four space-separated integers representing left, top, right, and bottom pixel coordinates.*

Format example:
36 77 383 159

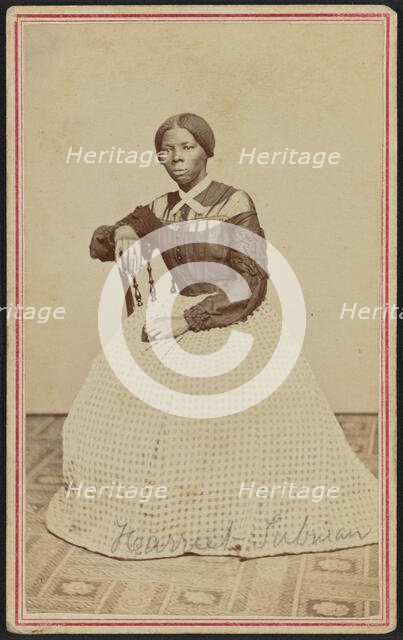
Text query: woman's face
160 127 208 190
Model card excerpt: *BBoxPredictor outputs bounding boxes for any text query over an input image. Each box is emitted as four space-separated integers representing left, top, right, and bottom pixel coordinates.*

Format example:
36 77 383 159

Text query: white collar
170 174 212 215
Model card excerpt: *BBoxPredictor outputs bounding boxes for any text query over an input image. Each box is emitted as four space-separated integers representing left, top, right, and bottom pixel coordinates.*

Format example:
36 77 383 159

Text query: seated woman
46 113 378 560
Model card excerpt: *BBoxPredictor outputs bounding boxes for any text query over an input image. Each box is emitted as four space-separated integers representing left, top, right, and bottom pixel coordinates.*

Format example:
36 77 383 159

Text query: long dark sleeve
183 211 269 331
89 205 163 262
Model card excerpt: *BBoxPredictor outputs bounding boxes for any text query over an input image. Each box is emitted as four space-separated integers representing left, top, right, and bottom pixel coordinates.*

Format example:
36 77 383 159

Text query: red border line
16 12 389 18
383 11 390 622
19 15 24 625
14 12 391 629
19 18 385 23
14 18 20 627
14 618 390 628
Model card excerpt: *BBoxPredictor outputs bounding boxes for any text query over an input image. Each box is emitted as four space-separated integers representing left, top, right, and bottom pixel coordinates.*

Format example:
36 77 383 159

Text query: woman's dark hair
154 113 215 158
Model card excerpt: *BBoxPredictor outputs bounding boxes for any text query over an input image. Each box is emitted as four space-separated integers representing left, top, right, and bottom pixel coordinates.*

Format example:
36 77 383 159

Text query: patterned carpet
25 414 379 617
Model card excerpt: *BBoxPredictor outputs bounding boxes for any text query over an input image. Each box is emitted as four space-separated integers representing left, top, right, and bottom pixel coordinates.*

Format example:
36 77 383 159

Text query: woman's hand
114 225 141 273
144 315 189 341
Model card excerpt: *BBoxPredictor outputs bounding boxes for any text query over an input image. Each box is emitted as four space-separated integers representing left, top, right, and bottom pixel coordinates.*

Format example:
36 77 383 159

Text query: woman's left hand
144 315 189 341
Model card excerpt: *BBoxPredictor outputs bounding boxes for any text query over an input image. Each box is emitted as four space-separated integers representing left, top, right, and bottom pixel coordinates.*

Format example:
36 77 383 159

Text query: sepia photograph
6 4 396 634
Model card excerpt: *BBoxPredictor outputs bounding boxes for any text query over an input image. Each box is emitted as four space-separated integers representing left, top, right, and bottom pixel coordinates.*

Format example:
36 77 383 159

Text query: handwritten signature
110 514 372 556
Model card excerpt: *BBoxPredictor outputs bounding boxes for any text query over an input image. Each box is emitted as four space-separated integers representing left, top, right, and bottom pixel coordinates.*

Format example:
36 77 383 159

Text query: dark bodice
90 181 268 332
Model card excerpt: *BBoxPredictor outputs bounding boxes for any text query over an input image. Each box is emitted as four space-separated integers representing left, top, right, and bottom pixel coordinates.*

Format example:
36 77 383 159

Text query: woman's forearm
89 205 162 262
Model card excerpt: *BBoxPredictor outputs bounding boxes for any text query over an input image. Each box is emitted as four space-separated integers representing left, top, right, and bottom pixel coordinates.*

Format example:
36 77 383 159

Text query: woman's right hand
114 225 141 274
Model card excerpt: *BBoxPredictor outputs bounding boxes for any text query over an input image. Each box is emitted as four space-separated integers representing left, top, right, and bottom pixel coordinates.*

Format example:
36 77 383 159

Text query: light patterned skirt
46 294 378 559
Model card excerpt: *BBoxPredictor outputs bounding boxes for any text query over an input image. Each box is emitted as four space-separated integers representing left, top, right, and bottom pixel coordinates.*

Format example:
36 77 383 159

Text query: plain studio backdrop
22 20 383 413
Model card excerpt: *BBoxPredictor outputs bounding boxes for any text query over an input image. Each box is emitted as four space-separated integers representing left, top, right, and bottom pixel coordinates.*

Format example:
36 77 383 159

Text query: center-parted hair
154 113 215 158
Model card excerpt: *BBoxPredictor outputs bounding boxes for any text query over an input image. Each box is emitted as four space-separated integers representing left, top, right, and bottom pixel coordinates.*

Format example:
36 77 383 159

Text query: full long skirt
47 294 378 559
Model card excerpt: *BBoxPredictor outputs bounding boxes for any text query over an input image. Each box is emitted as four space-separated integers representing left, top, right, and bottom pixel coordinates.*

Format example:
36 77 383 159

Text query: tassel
147 261 157 302
132 276 143 307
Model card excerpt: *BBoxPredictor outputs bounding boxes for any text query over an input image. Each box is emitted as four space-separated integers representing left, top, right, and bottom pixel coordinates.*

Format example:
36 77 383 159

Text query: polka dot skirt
46 296 378 559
